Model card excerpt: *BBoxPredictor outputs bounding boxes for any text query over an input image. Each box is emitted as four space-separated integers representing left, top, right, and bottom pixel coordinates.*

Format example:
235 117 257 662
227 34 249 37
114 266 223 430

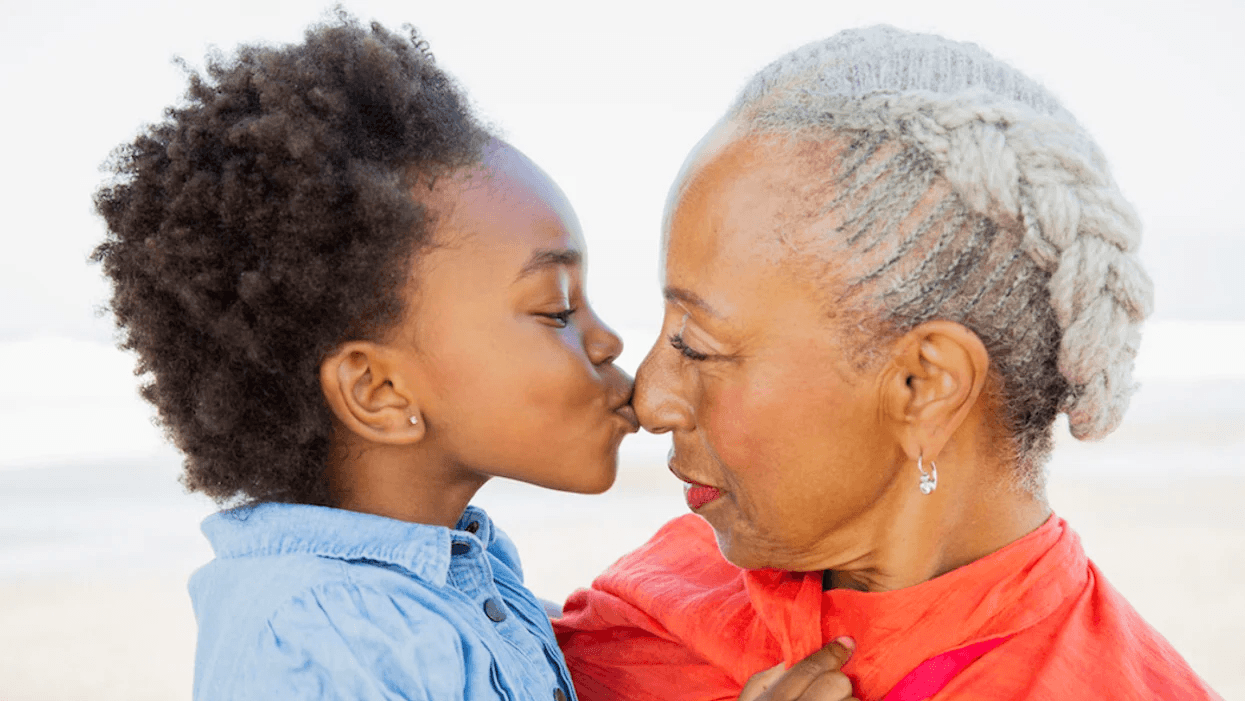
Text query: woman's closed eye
538 307 578 328
668 333 709 361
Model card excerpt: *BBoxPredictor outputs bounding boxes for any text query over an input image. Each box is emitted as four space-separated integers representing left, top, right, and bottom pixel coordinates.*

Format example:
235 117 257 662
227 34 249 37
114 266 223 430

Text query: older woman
554 26 1222 701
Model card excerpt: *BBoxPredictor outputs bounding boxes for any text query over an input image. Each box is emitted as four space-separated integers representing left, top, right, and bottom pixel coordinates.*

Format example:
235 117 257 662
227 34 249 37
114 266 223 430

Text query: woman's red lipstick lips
683 481 722 511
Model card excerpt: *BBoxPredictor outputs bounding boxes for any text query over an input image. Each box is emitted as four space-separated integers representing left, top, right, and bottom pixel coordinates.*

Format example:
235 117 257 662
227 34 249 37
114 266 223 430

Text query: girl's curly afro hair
92 12 487 506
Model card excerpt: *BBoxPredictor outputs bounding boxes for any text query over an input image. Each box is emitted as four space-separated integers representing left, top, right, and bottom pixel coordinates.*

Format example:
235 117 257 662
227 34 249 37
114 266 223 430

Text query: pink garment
881 635 1012 701
555 514 1222 701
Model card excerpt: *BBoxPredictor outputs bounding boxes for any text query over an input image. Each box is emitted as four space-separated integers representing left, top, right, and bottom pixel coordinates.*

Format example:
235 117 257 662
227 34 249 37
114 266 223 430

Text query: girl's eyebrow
515 248 582 281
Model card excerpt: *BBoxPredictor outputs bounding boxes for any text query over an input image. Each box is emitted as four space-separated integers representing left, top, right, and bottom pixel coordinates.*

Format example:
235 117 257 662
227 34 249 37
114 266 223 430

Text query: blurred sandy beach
1 386 1242 701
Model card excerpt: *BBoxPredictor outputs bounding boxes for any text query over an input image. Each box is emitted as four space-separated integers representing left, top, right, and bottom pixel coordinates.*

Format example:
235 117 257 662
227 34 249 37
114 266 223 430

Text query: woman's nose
633 341 694 434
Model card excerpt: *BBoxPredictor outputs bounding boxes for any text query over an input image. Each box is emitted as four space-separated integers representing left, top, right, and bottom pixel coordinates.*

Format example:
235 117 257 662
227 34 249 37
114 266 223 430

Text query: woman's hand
737 638 857 701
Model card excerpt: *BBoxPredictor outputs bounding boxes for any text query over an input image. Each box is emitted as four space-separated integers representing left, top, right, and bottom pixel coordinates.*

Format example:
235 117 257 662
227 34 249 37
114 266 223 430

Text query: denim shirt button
483 597 508 622
451 542 471 556
465 521 480 534
554 688 568 701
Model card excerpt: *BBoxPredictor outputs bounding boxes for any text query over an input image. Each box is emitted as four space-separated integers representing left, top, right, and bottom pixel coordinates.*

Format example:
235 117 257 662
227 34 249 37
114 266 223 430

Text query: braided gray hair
728 26 1153 489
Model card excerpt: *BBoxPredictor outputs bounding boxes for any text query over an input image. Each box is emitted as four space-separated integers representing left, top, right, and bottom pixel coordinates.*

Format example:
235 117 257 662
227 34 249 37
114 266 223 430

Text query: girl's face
396 143 637 494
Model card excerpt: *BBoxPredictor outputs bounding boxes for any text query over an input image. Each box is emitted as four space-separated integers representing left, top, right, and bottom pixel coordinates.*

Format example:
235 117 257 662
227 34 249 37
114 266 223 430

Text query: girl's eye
540 308 577 328
668 333 709 361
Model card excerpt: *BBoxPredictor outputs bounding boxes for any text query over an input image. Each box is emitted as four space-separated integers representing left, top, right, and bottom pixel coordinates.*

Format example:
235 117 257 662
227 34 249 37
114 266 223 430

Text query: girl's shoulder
189 503 552 700
192 558 472 699
190 501 536 628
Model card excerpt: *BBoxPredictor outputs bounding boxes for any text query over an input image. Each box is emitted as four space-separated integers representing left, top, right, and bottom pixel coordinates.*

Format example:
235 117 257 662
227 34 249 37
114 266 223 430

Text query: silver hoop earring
916 456 937 495
408 415 419 426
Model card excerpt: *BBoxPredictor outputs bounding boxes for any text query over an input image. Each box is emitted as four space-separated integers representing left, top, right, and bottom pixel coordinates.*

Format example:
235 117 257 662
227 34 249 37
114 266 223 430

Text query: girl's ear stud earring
409 415 419 426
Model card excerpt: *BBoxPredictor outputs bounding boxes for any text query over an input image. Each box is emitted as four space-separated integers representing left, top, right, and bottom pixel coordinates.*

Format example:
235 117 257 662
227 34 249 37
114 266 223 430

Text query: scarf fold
555 513 1222 701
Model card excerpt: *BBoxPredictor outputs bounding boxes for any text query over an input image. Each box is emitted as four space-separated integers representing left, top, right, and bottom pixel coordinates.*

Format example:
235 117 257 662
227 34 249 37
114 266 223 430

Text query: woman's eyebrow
515 248 582 281
664 287 723 320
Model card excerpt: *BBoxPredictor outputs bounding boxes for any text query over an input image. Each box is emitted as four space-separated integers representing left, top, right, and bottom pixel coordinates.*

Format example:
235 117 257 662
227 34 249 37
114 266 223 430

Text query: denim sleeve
222 580 467 700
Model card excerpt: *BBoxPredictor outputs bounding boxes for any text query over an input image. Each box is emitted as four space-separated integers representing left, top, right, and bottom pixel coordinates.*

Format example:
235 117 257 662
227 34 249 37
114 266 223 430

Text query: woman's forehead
661 128 958 337
666 130 952 286
666 132 846 269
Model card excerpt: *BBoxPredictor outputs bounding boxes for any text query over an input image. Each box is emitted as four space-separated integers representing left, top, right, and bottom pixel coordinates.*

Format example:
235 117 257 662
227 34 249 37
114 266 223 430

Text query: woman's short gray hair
728 26 1152 490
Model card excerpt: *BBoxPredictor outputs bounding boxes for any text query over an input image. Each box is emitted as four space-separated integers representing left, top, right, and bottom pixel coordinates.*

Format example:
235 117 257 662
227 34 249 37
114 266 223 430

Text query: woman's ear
882 321 990 462
319 342 425 445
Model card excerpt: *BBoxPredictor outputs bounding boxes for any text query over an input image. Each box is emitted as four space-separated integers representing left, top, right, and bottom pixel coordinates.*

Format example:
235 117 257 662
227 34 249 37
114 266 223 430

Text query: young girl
93 13 638 700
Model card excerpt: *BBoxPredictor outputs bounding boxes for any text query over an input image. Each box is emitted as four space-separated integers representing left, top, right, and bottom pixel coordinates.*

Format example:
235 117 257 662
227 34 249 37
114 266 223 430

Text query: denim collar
200 503 495 588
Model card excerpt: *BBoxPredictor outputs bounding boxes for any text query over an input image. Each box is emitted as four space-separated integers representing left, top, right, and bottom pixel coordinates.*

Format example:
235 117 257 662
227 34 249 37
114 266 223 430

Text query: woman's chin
711 529 774 570
710 526 818 571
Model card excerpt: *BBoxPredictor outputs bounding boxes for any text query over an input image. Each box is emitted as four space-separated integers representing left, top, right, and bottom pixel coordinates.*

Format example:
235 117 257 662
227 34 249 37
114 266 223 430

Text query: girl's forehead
421 143 585 271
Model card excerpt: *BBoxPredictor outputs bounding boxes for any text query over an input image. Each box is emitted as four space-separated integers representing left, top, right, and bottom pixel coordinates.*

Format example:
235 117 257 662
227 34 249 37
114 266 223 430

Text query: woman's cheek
702 378 777 482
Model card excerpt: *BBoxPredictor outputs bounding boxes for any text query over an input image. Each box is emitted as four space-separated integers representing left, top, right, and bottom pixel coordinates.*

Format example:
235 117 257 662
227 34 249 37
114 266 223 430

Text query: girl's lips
684 481 722 511
613 404 640 432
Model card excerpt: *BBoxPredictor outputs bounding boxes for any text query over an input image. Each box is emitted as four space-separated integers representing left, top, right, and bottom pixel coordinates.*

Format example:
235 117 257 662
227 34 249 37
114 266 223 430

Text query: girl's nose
585 311 623 367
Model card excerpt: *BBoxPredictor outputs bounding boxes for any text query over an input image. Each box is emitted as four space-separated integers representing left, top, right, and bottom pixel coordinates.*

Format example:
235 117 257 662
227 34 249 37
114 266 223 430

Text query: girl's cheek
520 337 600 406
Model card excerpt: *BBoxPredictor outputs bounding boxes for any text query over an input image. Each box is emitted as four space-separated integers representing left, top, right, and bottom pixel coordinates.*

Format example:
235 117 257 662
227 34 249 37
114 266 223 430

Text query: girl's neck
326 434 487 527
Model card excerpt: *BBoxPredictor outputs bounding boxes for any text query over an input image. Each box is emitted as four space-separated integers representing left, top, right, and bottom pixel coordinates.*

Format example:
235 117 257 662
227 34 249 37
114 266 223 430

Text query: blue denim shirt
190 503 577 701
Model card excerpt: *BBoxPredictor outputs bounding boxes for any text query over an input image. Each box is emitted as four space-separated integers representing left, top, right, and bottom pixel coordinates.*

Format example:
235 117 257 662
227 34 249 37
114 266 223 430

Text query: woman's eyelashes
668 333 710 361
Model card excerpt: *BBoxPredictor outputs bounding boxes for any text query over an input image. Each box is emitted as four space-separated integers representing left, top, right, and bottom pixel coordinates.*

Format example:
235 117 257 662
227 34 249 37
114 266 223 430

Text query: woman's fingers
739 637 856 701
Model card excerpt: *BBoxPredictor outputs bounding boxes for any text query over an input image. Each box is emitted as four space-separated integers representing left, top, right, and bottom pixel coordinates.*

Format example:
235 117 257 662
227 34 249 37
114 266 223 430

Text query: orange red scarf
555 514 1221 701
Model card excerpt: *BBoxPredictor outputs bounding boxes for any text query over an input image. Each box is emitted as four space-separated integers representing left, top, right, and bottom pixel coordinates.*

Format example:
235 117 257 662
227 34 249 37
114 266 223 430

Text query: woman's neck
824 438 1051 593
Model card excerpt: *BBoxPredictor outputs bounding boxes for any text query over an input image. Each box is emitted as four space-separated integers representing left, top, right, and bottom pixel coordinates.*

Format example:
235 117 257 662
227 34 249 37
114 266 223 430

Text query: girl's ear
319 342 425 445
880 320 990 462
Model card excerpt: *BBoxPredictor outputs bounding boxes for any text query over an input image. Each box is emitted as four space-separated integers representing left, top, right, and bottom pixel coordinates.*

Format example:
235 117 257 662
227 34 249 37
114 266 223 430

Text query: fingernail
834 635 855 650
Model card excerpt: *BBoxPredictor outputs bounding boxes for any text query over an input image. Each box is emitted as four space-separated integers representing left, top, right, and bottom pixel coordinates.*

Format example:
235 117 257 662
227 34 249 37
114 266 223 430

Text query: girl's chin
531 455 618 495
569 460 618 495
